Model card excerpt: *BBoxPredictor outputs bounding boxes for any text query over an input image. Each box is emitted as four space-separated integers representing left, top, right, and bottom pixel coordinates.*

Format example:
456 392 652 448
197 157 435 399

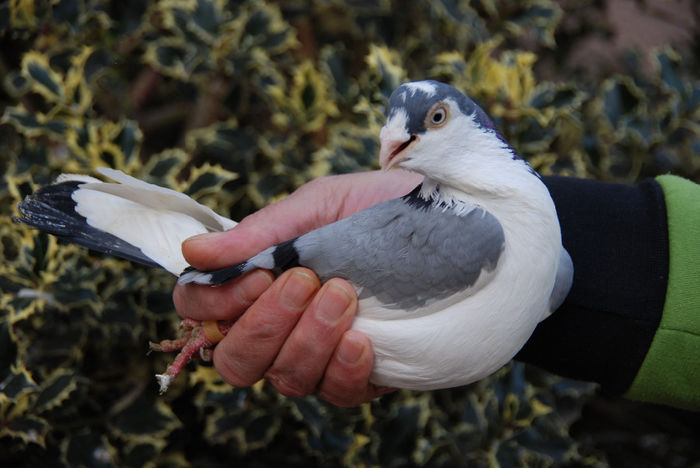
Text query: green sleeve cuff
624 175 700 410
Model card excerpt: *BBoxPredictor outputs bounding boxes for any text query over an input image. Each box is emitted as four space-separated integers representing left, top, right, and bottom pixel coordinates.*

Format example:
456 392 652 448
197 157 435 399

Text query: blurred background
0 0 698 466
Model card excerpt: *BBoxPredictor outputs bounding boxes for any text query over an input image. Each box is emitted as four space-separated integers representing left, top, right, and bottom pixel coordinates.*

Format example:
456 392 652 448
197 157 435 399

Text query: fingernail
280 270 318 308
238 270 274 305
185 231 224 243
246 269 274 288
316 282 354 324
337 334 364 364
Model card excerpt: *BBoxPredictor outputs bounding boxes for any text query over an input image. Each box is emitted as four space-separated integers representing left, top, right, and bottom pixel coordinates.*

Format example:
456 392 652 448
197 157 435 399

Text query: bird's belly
350 255 556 390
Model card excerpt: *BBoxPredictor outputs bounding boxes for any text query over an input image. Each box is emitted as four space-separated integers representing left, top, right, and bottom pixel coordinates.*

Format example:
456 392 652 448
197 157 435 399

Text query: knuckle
316 377 360 407
172 284 224 319
265 370 313 398
317 388 362 408
233 275 262 308
247 314 288 343
246 302 305 343
214 354 260 388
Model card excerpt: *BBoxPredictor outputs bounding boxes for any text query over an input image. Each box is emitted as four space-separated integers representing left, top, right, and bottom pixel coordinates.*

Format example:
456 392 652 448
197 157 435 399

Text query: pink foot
150 319 234 393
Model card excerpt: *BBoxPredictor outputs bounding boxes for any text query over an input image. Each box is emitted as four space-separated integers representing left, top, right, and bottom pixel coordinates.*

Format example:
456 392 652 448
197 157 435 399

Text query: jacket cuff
624 175 700 410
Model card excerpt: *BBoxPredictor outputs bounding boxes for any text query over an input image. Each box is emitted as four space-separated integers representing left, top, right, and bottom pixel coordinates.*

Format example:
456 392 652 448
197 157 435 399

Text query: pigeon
16 80 573 392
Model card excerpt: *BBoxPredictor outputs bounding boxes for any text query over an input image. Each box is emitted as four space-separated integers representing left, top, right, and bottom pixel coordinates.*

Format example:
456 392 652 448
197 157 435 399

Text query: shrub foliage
1 0 698 466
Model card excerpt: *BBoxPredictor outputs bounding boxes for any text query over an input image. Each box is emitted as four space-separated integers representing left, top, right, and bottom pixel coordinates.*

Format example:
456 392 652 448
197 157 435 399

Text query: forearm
517 175 700 410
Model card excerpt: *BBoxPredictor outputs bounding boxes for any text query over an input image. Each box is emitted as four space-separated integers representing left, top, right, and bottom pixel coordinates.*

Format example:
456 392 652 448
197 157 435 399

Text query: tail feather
15 182 161 268
94 168 236 231
15 169 240 275
178 262 255 285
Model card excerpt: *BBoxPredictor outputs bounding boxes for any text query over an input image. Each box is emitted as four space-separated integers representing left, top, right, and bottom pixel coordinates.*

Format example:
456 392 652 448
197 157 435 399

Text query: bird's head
379 81 528 194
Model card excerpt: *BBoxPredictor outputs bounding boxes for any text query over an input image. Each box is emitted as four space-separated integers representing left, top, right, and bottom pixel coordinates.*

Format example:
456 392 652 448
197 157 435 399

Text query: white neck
418 159 551 217
401 109 560 243
406 110 546 206
417 160 560 263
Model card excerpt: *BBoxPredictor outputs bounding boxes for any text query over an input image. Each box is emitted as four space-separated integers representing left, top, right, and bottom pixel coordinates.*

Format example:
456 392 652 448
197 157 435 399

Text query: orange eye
426 104 449 128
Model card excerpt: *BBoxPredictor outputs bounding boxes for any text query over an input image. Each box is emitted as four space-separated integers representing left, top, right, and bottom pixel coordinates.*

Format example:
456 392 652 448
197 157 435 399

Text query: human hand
173 169 422 406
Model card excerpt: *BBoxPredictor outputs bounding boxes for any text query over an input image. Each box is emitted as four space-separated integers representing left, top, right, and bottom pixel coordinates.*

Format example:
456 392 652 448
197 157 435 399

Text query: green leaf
602 77 643 127
141 149 189 182
203 406 281 450
23 52 65 102
506 0 563 48
2 106 44 137
110 394 181 438
378 404 421 462
62 430 117 468
45 119 69 135
313 123 380 174
33 370 80 414
144 39 200 80
655 49 686 96
240 2 296 54
52 0 83 25
0 323 18 382
183 163 238 199
0 415 49 447
0 365 38 401
529 83 584 112
122 436 167 467
362 45 407 101
116 120 143 165
191 0 225 38
4 71 29 98
187 120 258 173
320 44 358 103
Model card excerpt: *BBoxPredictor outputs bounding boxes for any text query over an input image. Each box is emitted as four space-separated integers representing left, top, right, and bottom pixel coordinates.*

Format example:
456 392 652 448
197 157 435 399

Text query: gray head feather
387 80 497 135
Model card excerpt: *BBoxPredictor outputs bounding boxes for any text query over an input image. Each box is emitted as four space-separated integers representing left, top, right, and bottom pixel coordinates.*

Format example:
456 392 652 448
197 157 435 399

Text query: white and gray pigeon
16 80 573 391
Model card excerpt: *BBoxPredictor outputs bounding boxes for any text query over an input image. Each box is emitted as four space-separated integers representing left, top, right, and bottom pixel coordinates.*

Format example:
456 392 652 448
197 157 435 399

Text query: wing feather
295 196 505 310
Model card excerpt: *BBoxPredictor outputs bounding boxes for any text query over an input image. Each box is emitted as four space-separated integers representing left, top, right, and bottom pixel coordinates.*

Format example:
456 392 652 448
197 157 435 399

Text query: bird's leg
150 319 234 393
148 318 200 352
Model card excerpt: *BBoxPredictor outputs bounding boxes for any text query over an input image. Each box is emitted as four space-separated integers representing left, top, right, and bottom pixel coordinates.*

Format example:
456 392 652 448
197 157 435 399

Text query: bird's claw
149 319 232 393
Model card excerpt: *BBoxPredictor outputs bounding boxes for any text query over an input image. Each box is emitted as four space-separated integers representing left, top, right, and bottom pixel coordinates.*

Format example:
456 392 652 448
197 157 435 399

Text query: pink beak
379 126 417 170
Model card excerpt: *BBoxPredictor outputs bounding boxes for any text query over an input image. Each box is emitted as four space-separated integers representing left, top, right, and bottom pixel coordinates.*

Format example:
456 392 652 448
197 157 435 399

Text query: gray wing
544 246 573 319
294 197 505 310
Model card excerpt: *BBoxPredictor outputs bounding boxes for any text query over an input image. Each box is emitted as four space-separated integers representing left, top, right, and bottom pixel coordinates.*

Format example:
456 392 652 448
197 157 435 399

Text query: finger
212 268 320 387
317 331 394 407
181 222 291 271
172 269 274 321
181 171 423 270
182 179 337 270
264 278 357 398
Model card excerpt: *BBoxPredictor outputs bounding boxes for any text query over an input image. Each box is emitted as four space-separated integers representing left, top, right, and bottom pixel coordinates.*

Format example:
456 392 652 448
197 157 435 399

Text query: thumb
182 180 337 270
182 170 422 270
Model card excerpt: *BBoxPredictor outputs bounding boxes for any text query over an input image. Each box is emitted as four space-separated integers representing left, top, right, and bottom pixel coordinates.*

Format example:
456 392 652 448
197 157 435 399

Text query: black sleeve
515 176 669 395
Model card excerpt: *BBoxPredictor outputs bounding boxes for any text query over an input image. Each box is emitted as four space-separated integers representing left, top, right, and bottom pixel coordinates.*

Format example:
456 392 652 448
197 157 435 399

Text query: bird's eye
426 104 449 128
